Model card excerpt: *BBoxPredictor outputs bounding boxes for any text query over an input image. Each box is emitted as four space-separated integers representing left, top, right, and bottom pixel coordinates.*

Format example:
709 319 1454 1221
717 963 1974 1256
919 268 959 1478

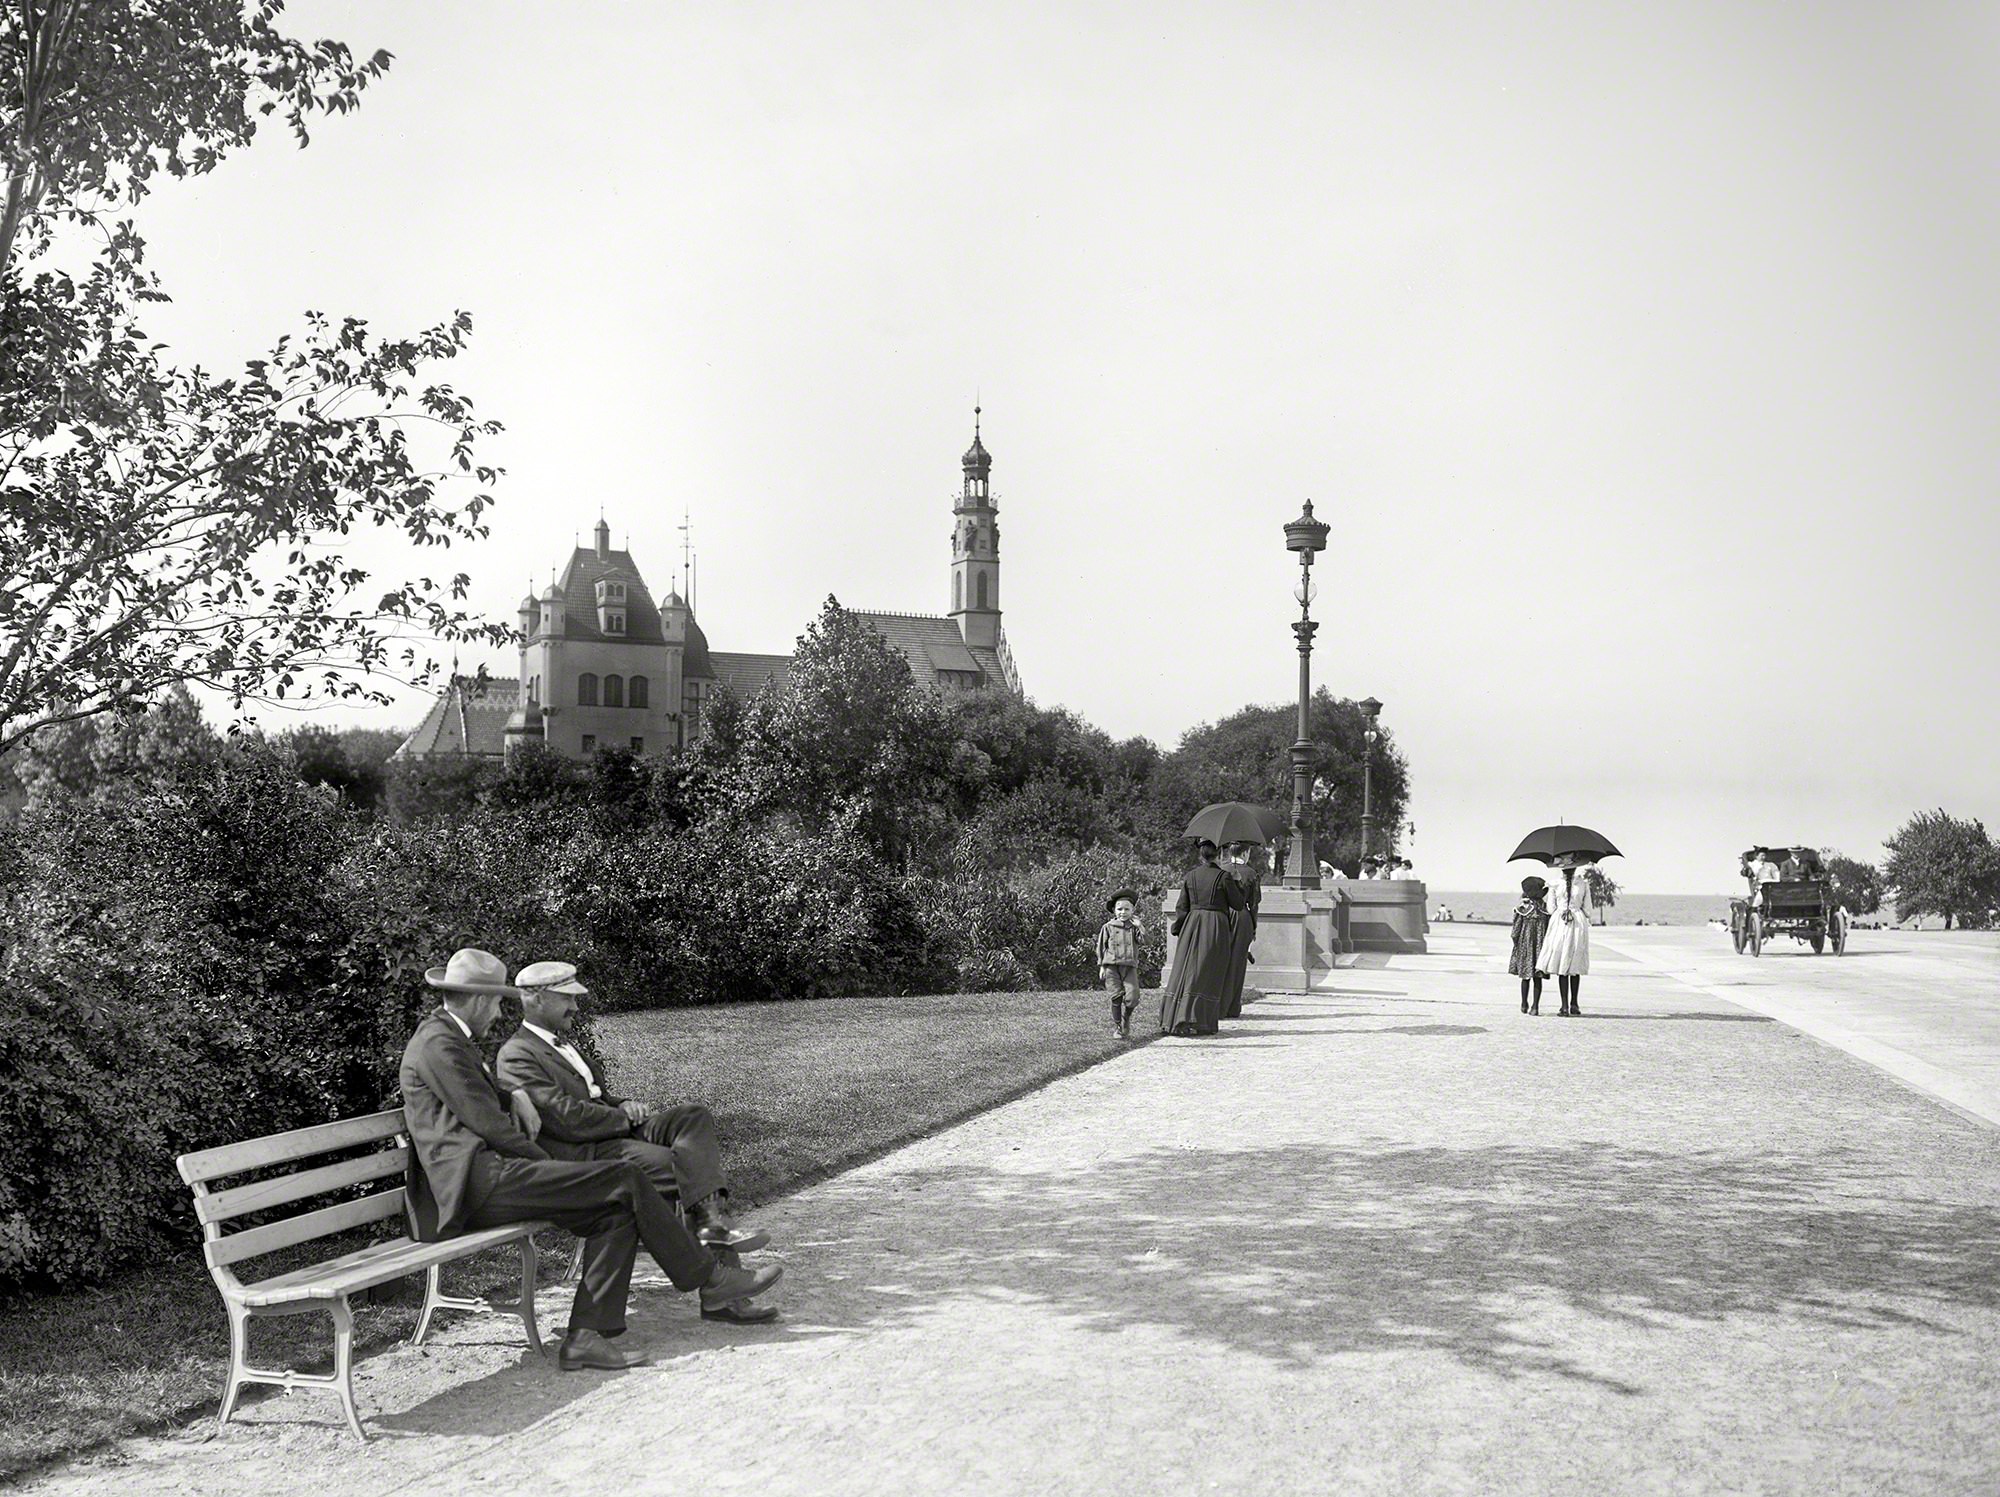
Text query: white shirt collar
520 1021 574 1052
443 1008 473 1040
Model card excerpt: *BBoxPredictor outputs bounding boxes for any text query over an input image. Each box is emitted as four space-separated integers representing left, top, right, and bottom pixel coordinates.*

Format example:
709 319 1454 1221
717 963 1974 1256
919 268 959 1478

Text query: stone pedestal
1338 879 1430 954
1159 881 1430 994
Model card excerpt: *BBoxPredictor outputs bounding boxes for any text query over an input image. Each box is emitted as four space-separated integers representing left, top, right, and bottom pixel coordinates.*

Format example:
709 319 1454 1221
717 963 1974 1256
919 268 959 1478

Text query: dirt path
30 928 2000 1494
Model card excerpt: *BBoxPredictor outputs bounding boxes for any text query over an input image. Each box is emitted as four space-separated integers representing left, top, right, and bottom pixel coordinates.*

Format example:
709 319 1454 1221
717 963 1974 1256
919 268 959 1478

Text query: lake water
1425 889 1736 927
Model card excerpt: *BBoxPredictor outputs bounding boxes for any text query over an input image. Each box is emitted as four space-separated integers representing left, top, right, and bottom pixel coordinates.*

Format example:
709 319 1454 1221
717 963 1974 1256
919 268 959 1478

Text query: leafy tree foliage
1820 851 1884 918
1580 865 1620 923
5 682 222 807
1145 689 1410 871
1 4 508 756
1884 810 2000 930
721 599 956 861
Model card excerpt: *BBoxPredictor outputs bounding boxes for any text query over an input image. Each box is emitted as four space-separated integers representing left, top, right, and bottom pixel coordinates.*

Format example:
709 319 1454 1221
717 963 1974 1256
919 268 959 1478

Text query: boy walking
1096 889 1146 1039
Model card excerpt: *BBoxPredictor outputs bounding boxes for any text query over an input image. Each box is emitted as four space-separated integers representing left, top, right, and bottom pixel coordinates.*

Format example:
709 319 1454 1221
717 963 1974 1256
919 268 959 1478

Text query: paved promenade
31 926 2000 1495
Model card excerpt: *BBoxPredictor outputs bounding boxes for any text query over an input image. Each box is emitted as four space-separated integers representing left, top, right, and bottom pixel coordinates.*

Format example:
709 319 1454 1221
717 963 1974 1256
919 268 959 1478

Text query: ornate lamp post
1359 696 1383 860
1282 501 1331 889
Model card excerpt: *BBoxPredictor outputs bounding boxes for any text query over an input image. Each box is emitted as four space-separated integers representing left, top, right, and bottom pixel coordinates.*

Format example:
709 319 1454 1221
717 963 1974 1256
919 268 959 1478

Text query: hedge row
0 751 1169 1295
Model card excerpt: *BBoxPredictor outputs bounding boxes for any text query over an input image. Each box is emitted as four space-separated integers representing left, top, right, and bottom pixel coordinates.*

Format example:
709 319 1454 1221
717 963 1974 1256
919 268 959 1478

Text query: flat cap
515 960 589 995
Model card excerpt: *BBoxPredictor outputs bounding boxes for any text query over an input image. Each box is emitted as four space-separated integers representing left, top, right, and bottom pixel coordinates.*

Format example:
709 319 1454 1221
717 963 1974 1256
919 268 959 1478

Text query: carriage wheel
1832 911 1848 955
1810 929 1825 954
1748 912 1762 957
1732 922 1746 954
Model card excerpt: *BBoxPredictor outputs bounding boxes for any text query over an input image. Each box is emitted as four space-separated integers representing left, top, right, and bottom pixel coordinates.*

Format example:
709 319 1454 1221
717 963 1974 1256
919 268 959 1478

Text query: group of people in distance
1317 855 1418 881
1507 862 1593 1016
400 948 782 1373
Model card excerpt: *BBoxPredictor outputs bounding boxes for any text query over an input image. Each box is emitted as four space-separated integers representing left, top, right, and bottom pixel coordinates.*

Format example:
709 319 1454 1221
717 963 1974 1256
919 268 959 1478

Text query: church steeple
950 405 1001 650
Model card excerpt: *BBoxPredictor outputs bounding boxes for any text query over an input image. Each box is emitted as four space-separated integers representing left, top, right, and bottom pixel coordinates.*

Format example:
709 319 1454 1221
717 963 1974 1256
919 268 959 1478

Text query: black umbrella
1508 824 1622 865
1184 801 1288 845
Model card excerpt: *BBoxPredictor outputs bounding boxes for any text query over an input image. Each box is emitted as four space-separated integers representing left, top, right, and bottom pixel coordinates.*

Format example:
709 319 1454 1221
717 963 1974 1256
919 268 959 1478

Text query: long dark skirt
1220 913 1255 1019
1159 909 1235 1035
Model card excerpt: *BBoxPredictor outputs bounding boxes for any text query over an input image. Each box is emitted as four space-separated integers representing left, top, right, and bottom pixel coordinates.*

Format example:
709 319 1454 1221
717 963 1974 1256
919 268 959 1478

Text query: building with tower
395 412 1020 762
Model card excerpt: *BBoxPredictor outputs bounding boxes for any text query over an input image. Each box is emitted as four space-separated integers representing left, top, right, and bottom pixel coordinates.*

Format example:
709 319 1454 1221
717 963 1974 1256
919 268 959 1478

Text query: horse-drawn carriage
1729 846 1848 957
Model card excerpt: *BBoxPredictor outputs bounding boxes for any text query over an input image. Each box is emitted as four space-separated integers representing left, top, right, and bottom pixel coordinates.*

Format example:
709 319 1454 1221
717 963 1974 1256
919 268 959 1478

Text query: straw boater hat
1105 889 1141 914
515 960 589 995
424 948 520 995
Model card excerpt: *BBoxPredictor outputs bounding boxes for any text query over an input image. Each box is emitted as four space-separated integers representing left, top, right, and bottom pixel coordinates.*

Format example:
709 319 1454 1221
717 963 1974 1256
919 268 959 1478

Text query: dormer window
604 610 626 635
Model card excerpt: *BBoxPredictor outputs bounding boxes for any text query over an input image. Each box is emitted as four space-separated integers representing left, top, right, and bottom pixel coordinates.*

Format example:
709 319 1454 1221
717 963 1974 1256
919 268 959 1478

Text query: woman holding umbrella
1158 838 1248 1036
1537 855 1596 1015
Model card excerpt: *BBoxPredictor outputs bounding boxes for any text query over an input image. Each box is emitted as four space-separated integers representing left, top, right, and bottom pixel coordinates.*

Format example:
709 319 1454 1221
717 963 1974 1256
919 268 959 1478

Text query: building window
604 610 626 635
578 672 599 706
581 734 597 754
977 571 989 609
629 675 649 708
604 674 625 709
630 737 644 753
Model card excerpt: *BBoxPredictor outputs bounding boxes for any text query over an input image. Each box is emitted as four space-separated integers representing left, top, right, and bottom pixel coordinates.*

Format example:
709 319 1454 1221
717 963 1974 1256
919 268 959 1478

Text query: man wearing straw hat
400 948 782 1371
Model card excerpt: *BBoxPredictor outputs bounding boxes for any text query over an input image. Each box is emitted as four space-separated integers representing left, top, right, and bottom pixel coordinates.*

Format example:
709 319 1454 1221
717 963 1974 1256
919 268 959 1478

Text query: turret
950 405 1002 650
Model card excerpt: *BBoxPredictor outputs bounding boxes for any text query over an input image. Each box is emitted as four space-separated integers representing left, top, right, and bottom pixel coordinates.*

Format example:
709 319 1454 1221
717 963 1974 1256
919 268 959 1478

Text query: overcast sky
128 1 1999 892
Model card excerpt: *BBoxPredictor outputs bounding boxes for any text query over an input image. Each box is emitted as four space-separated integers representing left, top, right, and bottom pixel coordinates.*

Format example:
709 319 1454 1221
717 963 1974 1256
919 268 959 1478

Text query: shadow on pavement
802 1142 2000 1396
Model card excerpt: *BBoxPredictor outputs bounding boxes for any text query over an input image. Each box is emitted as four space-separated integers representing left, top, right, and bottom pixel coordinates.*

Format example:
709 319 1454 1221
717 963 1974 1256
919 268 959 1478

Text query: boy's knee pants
1103 966 1141 1006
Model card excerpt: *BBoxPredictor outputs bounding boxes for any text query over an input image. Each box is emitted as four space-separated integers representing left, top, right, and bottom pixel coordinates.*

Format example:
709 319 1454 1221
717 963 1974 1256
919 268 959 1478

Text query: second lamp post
1282 501 1331 889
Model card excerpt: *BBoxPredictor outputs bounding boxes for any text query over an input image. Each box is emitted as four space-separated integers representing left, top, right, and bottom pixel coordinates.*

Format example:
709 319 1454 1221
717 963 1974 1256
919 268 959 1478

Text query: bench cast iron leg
518 1237 544 1356
218 1304 250 1431
413 1263 445 1347
330 1296 367 1442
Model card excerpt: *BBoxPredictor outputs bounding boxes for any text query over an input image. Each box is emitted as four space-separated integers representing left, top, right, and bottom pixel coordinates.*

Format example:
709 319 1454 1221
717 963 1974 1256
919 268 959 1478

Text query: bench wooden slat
235 1221 549 1307
205 1189 406 1269
179 1110 406 1185
195 1146 410 1226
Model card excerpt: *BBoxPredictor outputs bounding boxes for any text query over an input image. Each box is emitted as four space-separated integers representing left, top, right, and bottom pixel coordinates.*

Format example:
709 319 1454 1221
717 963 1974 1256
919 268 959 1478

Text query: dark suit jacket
399 1008 549 1240
495 1026 634 1146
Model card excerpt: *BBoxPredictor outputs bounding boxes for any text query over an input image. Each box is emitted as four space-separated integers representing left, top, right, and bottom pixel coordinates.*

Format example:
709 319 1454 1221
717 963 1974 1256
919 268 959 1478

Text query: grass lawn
0 986 1143 1480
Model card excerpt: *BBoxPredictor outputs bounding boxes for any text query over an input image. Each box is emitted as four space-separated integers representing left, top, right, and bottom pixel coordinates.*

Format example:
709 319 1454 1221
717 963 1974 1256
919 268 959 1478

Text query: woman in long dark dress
1219 842 1263 1020
1158 839 1247 1036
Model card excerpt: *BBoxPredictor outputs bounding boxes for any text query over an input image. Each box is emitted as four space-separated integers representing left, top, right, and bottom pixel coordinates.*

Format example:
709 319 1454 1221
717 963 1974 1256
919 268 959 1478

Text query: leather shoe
701 1298 781 1324
699 1260 783 1314
698 1223 771 1253
558 1329 649 1371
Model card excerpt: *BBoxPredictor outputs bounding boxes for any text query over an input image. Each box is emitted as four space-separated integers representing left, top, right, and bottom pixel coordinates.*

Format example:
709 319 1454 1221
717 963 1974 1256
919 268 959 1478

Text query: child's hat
1521 875 1548 897
1105 888 1140 913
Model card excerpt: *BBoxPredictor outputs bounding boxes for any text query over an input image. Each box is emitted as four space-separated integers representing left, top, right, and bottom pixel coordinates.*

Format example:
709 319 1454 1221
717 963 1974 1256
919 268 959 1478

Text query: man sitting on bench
498 959 775 1324
400 949 781 1372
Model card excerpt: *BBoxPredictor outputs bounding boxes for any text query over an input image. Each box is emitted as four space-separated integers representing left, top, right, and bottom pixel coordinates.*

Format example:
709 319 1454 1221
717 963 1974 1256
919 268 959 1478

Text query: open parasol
1184 801 1288 845
1508 824 1622 866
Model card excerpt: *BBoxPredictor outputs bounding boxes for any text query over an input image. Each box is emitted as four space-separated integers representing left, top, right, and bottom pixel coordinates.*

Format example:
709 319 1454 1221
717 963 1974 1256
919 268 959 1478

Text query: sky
122 1 2000 893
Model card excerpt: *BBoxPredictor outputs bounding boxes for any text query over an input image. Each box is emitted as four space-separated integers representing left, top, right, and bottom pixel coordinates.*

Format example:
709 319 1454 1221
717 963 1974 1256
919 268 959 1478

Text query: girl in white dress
1536 859 1592 1015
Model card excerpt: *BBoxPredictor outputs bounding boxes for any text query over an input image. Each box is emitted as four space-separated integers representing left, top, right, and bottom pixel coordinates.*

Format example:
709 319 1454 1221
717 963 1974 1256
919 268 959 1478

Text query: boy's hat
1521 875 1548 897
1105 888 1140 913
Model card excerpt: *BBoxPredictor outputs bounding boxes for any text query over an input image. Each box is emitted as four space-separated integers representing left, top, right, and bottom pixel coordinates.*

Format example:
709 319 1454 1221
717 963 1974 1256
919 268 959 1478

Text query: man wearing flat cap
400 949 782 1370
497 959 774 1322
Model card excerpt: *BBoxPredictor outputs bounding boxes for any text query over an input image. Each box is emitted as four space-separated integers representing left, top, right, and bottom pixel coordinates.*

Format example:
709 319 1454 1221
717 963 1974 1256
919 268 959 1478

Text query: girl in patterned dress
1509 876 1551 1014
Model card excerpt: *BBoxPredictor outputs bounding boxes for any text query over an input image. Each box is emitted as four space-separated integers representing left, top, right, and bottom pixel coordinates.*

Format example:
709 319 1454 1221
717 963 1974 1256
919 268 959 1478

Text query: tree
1 5 509 758
1820 851 1884 918
723 599 957 861
1883 810 2000 930
6 682 223 807
1145 690 1411 871
1580 865 1620 924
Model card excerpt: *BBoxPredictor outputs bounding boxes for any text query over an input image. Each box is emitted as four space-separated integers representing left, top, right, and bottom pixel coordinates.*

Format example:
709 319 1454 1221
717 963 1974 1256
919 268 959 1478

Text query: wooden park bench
178 1109 552 1441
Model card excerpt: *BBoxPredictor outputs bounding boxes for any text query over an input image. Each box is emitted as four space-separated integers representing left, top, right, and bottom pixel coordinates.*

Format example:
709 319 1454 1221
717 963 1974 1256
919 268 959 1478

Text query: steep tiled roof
553 547 665 643
708 651 791 699
395 677 518 759
851 611 999 687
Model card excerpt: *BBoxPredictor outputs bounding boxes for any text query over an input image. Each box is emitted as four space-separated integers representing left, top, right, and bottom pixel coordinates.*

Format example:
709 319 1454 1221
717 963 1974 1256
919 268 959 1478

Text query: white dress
1536 873 1592 975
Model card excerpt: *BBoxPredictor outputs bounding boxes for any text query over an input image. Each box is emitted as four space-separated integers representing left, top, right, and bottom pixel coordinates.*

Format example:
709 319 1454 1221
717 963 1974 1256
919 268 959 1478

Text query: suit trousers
543 1104 729 1210
465 1156 715 1334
